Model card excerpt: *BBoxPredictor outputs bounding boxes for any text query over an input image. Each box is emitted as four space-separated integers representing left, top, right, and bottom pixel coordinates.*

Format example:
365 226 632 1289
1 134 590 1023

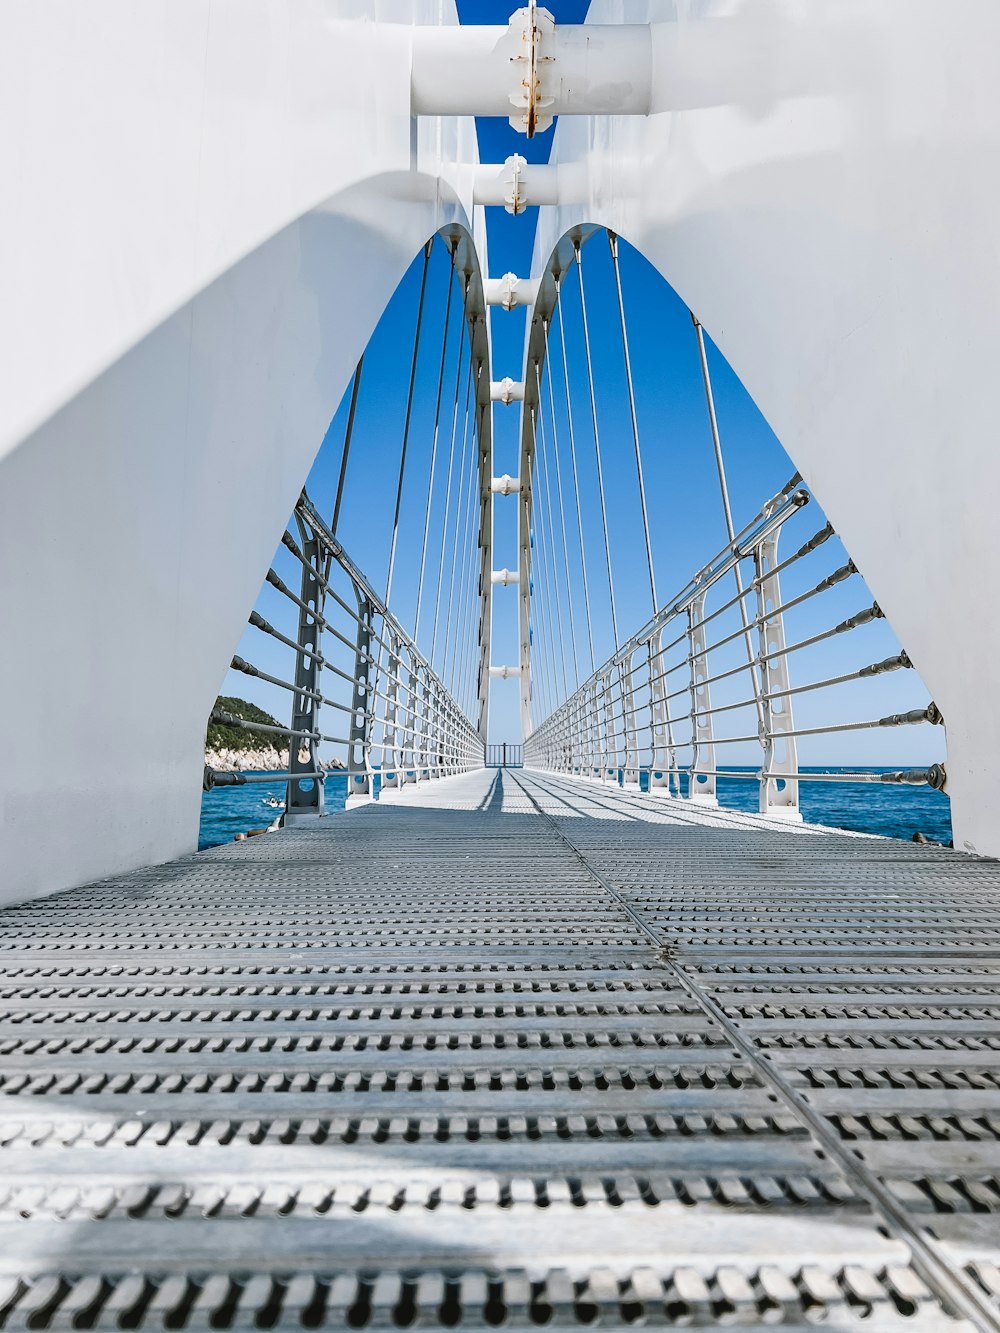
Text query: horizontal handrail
526 478 946 817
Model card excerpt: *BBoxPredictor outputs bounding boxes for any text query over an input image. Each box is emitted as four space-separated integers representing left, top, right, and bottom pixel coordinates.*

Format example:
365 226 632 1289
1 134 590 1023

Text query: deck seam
510 769 1000 1332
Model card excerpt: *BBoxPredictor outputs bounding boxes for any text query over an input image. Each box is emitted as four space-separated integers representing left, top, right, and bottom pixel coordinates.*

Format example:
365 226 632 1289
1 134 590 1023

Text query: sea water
199 767 952 850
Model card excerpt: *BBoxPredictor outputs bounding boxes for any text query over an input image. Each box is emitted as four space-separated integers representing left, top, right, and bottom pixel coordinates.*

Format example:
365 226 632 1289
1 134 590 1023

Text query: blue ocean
199 767 952 850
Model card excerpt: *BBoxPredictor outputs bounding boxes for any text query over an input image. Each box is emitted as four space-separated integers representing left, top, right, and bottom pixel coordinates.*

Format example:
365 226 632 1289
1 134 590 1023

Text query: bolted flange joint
491 474 521 495
490 377 525 405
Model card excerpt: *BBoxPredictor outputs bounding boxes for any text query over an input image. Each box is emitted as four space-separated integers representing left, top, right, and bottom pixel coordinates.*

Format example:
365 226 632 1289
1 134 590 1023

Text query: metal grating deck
2 769 1000 1329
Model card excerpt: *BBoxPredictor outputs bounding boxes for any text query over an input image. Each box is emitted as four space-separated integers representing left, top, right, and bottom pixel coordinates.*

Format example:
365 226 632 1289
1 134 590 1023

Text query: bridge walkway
1 770 1000 1329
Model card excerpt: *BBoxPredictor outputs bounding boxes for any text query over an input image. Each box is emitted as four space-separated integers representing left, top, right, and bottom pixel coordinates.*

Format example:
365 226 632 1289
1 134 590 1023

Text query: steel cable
453 419 480 713
554 278 596 672
529 404 561 719
432 334 473 666
414 242 457 641
332 354 363 535
385 238 433 606
575 240 619 650
691 312 764 731
445 375 477 689
608 231 657 614
538 333 580 689
532 371 571 704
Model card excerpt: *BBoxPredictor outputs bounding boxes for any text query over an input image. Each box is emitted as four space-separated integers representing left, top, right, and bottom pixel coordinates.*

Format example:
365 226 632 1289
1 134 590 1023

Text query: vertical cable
530 403 560 718
575 239 619 650
691 312 764 728
539 320 580 688
533 361 571 703
414 244 457 640
555 278 596 672
432 327 472 665
609 231 657 613
385 238 433 606
464 394 488 716
454 401 483 714
444 369 479 687
332 354 363 535
445 357 480 677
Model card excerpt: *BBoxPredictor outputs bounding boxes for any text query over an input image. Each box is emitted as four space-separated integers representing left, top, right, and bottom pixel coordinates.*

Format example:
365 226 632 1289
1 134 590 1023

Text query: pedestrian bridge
3 768 1000 1329
5 4 1000 1327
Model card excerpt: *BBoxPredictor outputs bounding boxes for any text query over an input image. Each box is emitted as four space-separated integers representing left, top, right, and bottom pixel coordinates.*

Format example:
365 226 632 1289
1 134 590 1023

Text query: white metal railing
205 490 483 817
524 475 946 816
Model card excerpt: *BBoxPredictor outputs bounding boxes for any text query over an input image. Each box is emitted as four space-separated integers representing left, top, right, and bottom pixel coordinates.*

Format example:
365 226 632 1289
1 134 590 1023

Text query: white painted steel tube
410 25 652 119
473 164 586 208
491 379 525 403
482 276 541 308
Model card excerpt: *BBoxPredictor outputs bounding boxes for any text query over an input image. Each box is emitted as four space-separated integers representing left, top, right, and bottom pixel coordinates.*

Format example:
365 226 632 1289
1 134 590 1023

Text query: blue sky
217 0 945 772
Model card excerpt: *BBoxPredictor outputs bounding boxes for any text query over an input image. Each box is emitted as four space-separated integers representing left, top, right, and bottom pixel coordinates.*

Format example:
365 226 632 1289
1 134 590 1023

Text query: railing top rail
295 490 477 730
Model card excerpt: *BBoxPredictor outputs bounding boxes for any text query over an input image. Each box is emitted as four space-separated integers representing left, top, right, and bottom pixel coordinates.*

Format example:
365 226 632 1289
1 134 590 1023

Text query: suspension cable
575 239 619 650
442 360 477 687
530 397 560 719
536 354 576 698
444 370 480 689
432 319 472 666
332 354 363 535
530 401 562 716
414 242 457 641
608 231 657 614
533 360 572 701
538 327 580 689
691 311 764 729
455 396 485 715
385 238 433 606
555 275 596 672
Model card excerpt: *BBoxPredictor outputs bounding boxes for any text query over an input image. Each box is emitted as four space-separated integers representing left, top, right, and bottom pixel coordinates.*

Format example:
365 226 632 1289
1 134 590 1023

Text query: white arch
0 3 488 904
4 0 1000 905
528 0 1000 856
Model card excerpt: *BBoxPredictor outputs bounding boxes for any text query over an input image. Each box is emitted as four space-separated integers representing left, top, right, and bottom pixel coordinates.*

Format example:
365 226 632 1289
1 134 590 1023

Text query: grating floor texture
2 769 1000 1329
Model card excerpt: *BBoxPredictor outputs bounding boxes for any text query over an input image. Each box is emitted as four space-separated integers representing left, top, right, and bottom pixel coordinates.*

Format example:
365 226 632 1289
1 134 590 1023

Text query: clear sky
218 0 945 773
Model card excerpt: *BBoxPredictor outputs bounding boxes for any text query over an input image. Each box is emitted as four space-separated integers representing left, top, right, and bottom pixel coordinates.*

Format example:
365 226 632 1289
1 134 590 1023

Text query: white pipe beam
410 23 652 122
473 163 585 210
491 474 521 495
491 378 525 404
483 275 540 310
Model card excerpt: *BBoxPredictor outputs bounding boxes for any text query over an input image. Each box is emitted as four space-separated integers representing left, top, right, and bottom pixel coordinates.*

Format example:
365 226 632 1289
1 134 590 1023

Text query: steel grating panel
512 770 1000 1328
2 769 1000 1327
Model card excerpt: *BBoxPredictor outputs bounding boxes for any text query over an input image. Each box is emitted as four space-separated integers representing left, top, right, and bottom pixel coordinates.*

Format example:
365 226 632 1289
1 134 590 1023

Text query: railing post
587 680 600 778
687 589 718 806
433 682 443 778
411 664 426 782
592 677 603 779
401 645 418 786
444 688 456 775
753 529 802 820
621 659 640 788
285 512 328 823
423 673 436 779
599 671 614 781
345 589 375 807
573 693 585 775
647 629 680 797
379 629 404 796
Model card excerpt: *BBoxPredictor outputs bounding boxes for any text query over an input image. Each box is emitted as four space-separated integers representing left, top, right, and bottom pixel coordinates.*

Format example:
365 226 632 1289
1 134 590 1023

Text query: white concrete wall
531 0 1000 856
0 1 481 903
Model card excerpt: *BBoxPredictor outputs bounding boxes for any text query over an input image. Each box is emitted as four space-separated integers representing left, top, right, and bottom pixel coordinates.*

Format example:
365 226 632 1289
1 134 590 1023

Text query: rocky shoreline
205 746 345 772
